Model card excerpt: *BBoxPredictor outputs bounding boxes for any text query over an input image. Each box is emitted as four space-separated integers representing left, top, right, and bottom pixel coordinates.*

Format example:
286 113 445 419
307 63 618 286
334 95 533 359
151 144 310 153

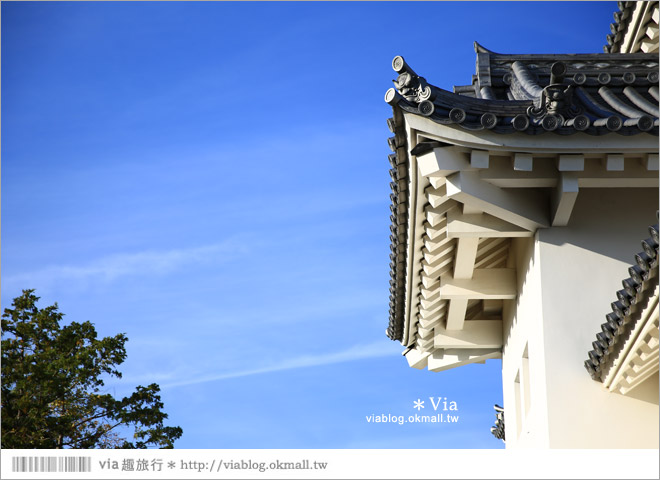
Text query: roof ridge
473 41 497 54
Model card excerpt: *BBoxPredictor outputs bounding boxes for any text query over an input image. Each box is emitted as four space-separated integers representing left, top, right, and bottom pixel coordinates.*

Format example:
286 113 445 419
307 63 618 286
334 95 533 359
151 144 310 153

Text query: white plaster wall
503 188 659 448
537 188 659 448
502 236 550 448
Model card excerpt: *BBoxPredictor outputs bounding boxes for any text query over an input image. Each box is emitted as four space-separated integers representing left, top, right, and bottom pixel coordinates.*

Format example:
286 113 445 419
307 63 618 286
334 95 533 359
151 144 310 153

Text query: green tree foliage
1 290 182 448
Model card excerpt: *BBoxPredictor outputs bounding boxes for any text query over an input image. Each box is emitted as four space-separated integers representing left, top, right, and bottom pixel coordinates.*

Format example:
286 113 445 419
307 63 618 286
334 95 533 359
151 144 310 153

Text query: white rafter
434 320 503 349
551 173 579 227
447 209 533 238
416 146 473 178
428 348 502 372
446 171 549 230
440 269 517 300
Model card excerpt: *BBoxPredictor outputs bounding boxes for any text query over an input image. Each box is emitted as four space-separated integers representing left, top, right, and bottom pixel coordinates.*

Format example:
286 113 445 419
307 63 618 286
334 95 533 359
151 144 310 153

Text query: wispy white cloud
160 340 398 389
5 241 246 288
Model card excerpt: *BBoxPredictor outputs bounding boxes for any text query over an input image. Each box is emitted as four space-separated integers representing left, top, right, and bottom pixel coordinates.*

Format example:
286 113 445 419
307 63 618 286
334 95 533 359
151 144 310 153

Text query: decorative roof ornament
527 62 585 131
490 404 505 442
392 56 435 105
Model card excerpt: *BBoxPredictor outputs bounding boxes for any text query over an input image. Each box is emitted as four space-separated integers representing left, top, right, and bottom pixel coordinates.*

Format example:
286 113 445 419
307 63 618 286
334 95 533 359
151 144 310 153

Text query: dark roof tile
386 48 659 136
585 220 660 381
384 112 409 343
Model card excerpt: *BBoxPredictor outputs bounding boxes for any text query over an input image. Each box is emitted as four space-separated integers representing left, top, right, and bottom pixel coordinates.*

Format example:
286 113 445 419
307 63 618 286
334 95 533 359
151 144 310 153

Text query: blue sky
2 2 615 449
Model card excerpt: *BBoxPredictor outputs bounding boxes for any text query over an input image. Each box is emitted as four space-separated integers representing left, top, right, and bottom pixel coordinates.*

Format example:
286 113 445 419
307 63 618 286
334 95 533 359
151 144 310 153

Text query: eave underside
601 283 659 395
388 114 659 374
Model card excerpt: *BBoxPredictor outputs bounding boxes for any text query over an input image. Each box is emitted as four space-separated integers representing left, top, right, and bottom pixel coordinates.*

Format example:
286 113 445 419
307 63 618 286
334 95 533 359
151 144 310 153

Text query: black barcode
11 456 92 473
